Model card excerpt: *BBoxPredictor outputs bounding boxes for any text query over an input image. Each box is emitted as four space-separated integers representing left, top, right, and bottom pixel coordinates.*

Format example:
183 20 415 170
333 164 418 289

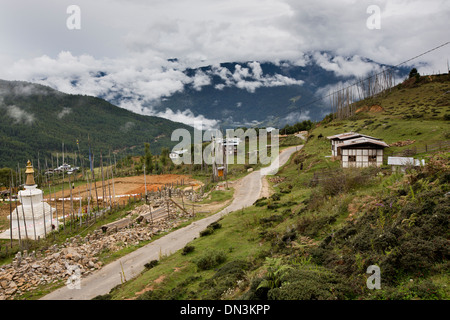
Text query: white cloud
313 53 382 78
57 107 72 119
0 0 448 126
4 105 35 125
208 61 304 93
283 110 311 123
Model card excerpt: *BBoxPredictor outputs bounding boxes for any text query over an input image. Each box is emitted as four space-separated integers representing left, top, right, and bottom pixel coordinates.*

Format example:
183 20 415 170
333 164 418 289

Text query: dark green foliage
296 214 337 238
92 293 112 300
199 260 250 299
199 228 214 237
312 161 450 289
181 245 195 255
193 249 227 270
270 193 281 201
199 221 222 237
259 214 284 225
409 68 420 79
208 221 222 230
144 259 159 269
266 267 357 300
144 143 153 174
280 120 314 135
0 80 193 168
253 197 268 207
368 279 445 300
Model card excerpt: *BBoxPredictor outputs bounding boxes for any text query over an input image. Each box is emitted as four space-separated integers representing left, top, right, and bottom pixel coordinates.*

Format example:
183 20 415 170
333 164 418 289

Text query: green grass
197 189 234 204
106 74 450 301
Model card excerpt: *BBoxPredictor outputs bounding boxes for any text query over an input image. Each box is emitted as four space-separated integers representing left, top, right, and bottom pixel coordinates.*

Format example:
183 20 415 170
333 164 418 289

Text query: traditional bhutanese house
337 137 389 168
387 157 424 172
327 132 381 158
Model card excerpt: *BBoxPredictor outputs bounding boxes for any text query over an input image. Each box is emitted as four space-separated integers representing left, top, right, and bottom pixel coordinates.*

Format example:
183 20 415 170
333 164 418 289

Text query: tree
144 143 153 174
409 68 420 79
0 168 12 189
160 147 169 167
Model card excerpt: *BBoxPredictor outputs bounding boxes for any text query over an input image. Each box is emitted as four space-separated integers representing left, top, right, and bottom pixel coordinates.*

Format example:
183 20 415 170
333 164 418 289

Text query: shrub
208 221 222 230
270 193 282 201
267 266 357 300
182 245 195 255
259 214 284 225
144 259 159 269
194 250 227 270
254 197 268 207
200 221 222 237
199 228 214 237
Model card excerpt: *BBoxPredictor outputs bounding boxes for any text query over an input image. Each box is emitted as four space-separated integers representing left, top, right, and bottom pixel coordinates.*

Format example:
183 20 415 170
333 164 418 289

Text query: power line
278 40 450 120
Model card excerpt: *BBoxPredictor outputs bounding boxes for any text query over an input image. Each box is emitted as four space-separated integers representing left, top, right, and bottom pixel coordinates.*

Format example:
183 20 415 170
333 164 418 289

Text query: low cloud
210 61 304 93
120 121 135 133
283 110 311 123
5 105 35 125
313 52 382 78
57 107 72 119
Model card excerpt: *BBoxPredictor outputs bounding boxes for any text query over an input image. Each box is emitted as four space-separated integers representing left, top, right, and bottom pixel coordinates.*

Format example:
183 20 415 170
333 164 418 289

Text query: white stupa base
0 184 57 240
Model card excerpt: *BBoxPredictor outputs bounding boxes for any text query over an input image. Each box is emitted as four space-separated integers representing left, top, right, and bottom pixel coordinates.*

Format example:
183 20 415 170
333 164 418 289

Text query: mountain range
0 80 193 169
103 57 411 128
0 55 411 168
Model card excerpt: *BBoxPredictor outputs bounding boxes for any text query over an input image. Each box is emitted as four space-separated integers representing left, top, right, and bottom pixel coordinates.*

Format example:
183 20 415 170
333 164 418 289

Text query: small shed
337 137 389 168
387 157 424 172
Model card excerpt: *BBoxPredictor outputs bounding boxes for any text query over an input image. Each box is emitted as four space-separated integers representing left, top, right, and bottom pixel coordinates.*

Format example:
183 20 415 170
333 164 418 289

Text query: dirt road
41 145 302 300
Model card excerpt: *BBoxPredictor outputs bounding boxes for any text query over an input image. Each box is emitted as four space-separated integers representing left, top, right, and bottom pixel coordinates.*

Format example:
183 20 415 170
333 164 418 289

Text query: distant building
327 132 389 168
387 157 424 172
169 149 188 159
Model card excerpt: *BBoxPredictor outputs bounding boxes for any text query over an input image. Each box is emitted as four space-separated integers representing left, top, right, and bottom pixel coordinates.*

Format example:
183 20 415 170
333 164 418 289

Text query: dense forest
0 80 194 169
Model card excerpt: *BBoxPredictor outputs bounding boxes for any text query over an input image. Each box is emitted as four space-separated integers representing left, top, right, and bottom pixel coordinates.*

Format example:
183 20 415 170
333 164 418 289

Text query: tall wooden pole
62 164 66 231
8 170 13 248
100 152 106 210
69 172 74 231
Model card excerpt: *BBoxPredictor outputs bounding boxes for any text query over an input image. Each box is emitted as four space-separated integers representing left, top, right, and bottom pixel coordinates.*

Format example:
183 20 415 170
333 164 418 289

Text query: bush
182 245 195 255
144 259 159 269
200 221 222 237
267 266 357 300
208 221 222 230
194 250 227 270
254 197 268 207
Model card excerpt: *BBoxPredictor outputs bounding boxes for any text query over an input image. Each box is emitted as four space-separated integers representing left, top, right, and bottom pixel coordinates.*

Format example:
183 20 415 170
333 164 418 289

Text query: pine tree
144 143 153 174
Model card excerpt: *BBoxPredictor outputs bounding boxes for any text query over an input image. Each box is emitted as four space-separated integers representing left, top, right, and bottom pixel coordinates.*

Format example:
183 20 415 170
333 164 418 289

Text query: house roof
327 132 380 141
337 137 389 148
387 157 422 166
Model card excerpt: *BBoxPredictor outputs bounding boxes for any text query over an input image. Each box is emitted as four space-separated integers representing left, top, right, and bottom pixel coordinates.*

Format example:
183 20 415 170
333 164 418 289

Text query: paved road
41 144 302 300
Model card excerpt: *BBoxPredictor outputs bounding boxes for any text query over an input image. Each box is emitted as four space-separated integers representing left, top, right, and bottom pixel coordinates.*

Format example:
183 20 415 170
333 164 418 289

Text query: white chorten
3 160 56 240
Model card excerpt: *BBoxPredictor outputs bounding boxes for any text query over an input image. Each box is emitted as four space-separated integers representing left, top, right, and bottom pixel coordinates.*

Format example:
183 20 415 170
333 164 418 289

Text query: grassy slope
105 74 449 300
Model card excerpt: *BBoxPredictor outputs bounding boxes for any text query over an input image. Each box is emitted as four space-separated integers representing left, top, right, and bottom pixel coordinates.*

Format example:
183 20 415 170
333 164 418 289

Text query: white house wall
341 148 383 168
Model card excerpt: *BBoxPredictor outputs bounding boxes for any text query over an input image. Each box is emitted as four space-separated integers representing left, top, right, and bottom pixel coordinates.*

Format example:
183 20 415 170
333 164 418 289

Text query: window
368 155 377 163
348 155 356 162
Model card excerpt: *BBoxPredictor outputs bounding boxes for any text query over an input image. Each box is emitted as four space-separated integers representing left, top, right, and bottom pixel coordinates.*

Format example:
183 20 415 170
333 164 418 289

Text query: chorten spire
25 160 36 186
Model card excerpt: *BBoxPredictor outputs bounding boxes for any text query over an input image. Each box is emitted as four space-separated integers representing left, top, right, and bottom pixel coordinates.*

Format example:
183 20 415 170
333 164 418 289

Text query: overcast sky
0 0 449 126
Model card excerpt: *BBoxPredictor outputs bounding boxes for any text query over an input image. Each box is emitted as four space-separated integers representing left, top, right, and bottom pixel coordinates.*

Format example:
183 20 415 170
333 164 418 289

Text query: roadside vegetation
104 73 449 300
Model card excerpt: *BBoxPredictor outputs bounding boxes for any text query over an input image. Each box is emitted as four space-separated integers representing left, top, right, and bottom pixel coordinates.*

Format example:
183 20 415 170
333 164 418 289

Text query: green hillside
0 80 194 168
102 74 449 301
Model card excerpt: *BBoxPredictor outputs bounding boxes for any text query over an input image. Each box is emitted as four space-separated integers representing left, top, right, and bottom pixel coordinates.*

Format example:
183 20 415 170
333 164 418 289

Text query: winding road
41 144 302 300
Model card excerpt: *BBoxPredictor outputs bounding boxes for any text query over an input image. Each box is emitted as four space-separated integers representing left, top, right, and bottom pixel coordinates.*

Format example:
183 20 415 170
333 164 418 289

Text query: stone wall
0 203 188 300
